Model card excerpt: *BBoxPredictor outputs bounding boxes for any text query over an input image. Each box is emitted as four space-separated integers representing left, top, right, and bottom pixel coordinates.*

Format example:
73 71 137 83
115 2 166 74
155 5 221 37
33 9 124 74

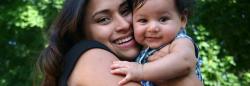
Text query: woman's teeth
115 36 132 44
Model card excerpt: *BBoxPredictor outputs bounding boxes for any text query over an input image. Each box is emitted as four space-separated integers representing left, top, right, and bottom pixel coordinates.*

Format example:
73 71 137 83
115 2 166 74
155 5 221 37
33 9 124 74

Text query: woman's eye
159 16 169 23
120 5 130 16
96 17 111 25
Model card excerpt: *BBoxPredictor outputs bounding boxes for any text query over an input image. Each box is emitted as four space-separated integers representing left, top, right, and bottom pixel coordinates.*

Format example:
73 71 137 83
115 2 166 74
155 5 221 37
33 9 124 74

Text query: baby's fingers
111 68 127 75
119 75 131 85
111 61 128 69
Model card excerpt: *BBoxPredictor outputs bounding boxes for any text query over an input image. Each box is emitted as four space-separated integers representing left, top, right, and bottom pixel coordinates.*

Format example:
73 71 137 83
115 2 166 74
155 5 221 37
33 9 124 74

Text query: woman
38 0 140 86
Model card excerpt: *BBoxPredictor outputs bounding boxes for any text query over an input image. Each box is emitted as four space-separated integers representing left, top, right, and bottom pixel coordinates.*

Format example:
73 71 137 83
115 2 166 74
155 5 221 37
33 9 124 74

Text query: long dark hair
37 0 89 85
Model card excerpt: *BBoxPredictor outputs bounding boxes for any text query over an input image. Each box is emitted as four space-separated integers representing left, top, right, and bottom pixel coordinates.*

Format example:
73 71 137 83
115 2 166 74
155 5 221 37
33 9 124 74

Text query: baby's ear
180 8 189 21
181 15 187 21
180 15 187 28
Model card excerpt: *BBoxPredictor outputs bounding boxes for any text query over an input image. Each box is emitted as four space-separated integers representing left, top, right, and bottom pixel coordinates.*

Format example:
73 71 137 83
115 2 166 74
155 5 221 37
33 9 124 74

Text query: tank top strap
59 40 114 86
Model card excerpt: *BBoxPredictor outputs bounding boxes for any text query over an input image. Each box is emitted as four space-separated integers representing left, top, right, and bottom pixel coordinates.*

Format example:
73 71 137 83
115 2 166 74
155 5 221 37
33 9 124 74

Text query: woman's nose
114 14 131 33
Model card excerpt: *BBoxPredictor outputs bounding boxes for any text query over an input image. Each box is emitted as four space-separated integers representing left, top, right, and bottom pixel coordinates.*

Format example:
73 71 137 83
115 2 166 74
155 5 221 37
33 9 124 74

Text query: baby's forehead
133 0 179 16
133 0 177 12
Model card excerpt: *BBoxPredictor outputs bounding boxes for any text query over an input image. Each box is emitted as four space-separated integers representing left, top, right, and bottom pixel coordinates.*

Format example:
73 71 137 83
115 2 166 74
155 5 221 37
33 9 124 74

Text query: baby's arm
110 38 197 85
143 38 197 82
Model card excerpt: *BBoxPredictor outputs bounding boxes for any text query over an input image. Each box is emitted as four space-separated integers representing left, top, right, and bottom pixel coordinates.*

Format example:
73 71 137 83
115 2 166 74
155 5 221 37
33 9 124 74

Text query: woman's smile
113 35 136 49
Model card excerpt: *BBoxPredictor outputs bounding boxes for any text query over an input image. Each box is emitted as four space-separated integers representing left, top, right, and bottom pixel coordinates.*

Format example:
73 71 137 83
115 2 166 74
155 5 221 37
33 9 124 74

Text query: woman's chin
116 46 140 61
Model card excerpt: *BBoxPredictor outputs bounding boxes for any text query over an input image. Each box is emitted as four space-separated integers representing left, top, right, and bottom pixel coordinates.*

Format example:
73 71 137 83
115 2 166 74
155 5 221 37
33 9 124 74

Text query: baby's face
133 0 187 48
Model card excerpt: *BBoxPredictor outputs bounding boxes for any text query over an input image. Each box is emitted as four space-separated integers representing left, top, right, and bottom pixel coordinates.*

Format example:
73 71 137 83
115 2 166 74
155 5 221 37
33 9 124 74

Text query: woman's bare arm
68 48 140 86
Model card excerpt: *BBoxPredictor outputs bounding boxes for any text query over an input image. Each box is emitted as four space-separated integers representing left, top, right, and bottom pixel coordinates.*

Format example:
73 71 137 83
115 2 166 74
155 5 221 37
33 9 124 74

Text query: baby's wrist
140 64 144 80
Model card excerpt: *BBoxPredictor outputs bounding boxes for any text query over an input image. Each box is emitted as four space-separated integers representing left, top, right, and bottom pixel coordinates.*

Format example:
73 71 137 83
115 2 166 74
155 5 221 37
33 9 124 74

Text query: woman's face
83 0 139 60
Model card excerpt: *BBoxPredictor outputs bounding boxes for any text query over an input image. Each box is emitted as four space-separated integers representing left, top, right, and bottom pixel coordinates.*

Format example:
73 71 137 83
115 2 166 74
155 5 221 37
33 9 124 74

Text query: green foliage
190 0 250 85
242 72 250 85
189 25 241 86
194 0 250 71
15 5 45 29
0 0 63 85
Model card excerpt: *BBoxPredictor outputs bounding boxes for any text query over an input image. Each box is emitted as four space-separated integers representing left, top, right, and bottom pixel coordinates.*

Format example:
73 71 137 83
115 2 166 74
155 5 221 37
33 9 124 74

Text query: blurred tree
0 0 63 85
194 0 250 71
188 0 250 85
188 25 241 85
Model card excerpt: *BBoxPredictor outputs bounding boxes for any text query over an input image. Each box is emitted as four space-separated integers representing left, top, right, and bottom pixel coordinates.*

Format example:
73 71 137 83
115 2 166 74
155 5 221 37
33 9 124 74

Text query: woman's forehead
87 0 126 14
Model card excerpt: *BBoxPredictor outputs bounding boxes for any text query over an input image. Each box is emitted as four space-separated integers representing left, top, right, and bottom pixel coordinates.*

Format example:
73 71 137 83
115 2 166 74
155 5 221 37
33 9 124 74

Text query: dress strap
176 28 203 82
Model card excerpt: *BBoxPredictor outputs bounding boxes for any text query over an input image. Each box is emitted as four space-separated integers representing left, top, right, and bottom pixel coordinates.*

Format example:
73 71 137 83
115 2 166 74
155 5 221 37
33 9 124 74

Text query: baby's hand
111 61 143 85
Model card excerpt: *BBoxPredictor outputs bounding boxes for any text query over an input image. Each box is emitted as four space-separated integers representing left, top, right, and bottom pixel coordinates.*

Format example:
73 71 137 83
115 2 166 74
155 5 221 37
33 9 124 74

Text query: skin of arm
111 38 197 84
68 48 140 86
143 38 197 81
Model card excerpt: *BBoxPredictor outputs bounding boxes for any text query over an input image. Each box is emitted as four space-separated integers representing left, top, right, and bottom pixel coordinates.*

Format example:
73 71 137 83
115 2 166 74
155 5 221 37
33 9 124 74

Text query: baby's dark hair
131 0 195 16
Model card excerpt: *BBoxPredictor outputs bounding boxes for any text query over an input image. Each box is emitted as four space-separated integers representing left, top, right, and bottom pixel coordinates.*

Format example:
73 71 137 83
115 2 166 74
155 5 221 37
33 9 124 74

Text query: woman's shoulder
68 48 120 86
68 45 141 86
60 40 140 86
63 40 116 72
59 40 116 86
69 49 141 86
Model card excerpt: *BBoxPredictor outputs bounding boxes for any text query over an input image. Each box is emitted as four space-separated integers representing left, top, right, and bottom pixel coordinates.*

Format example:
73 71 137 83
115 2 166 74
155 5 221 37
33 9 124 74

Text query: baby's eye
137 19 148 24
96 17 112 25
159 16 169 23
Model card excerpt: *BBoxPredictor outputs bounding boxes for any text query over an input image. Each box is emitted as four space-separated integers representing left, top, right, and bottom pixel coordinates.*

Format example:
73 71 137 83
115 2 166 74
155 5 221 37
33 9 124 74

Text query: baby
111 0 203 86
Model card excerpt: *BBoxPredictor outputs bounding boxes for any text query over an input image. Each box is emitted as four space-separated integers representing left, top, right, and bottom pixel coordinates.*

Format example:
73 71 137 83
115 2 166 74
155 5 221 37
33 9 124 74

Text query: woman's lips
114 36 133 44
113 36 136 49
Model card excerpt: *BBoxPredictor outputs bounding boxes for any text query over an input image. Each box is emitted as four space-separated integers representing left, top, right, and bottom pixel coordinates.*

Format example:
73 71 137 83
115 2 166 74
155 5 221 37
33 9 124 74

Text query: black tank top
58 40 113 86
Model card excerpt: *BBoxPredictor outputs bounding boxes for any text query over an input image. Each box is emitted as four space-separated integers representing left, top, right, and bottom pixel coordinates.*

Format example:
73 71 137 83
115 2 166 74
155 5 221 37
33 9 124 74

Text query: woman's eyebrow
92 9 110 18
120 1 127 8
